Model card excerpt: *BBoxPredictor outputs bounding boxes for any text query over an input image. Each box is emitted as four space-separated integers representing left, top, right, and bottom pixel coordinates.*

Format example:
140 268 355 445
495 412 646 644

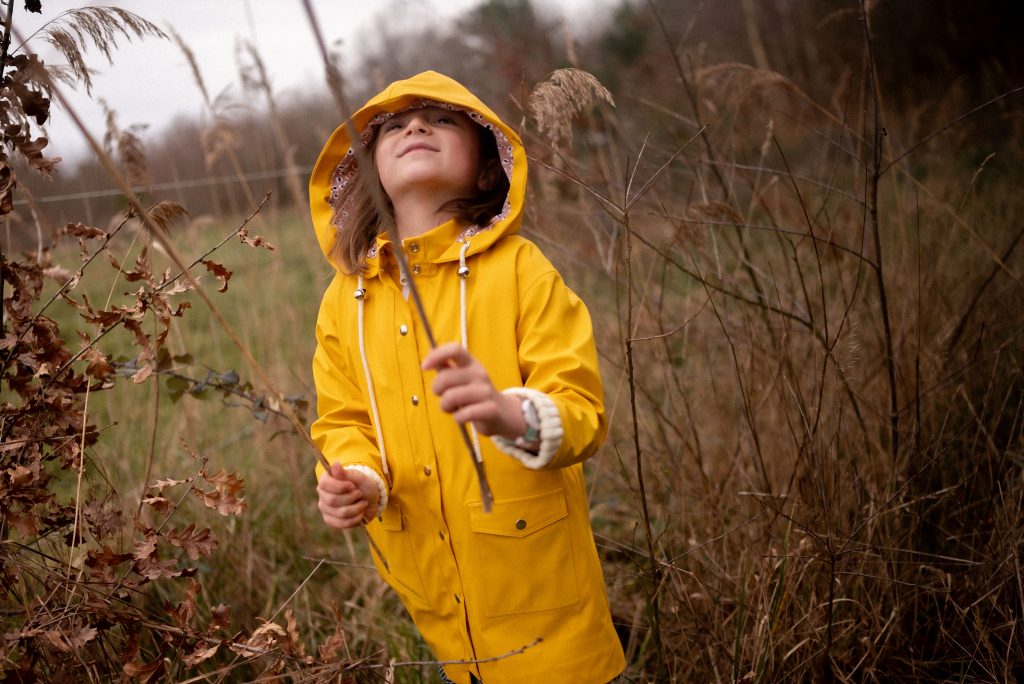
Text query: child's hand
422 342 527 439
317 463 380 529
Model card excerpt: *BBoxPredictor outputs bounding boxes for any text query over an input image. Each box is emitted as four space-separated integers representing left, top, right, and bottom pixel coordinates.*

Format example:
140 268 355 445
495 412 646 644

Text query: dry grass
4 5 1024 683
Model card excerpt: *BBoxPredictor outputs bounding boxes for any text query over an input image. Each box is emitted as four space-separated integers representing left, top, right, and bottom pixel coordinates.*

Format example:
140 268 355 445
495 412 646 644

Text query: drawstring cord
356 276 390 477
458 242 485 465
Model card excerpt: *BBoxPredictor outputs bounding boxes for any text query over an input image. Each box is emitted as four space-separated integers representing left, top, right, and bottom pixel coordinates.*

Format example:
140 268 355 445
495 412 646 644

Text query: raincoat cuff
491 387 563 469
343 464 389 515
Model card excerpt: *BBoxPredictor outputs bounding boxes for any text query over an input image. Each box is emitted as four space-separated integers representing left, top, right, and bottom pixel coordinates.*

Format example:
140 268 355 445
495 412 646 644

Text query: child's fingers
431 364 486 396
319 500 369 529
436 382 491 414
421 342 472 371
318 472 357 495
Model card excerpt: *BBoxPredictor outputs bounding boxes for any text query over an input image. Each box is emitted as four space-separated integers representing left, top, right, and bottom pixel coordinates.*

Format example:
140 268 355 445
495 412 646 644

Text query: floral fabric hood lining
308 70 528 269
328 99 515 252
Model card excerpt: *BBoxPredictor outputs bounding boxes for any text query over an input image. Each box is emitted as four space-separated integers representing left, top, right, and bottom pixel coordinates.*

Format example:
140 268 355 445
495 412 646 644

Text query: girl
310 71 625 684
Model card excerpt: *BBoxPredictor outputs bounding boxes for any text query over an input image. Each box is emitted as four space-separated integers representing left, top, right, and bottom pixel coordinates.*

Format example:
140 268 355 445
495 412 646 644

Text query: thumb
328 462 348 481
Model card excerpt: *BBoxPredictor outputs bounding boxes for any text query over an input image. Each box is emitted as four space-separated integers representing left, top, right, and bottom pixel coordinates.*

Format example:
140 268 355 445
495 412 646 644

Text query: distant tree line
11 0 1022 237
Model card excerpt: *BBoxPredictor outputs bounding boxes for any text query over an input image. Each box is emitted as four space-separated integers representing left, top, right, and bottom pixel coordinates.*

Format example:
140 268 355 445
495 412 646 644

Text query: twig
299 0 493 512
859 2 899 468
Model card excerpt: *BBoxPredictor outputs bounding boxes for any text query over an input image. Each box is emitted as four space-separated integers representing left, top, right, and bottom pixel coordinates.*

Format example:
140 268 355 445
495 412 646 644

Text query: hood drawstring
355 277 390 477
355 242 484 478
459 241 485 465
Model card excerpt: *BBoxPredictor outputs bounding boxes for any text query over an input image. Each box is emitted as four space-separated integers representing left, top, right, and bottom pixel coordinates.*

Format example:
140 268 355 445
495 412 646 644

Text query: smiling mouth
399 143 438 157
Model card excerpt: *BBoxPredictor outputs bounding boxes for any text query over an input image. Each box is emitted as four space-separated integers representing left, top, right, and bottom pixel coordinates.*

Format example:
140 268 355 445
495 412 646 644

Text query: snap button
423 465 432 476
399 324 408 336
515 519 527 530
409 242 420 253
411 395 419 406
412 264 421 275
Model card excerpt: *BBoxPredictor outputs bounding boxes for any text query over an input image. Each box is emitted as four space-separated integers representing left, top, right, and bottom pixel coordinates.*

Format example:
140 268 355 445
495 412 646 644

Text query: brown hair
329 121 510 273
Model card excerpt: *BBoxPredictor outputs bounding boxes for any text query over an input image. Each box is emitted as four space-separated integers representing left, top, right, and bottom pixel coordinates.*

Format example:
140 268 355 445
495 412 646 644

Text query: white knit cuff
343 464 389 516
491 387 563 469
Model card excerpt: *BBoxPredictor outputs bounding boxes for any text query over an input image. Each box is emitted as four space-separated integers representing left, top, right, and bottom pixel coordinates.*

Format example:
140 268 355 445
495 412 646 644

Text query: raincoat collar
309 71 528 272
363 218 478 277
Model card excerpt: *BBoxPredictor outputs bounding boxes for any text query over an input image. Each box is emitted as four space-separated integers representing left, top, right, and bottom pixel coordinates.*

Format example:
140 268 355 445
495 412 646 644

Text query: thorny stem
622 206 665 675
860 3 900 466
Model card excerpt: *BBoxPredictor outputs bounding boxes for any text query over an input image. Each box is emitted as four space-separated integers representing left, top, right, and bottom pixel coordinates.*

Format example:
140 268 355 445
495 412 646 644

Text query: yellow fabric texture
308 71 625 683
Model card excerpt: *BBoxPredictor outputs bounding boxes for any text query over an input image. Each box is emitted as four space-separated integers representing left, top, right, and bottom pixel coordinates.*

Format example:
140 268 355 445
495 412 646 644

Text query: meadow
3 2 1023 682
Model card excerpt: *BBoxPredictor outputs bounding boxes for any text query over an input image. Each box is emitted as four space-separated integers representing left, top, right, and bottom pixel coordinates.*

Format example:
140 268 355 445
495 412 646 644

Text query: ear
476 159 502 192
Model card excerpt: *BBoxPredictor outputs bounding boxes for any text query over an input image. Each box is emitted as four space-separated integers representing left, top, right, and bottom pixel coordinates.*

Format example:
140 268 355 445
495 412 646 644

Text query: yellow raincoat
309 71 625 683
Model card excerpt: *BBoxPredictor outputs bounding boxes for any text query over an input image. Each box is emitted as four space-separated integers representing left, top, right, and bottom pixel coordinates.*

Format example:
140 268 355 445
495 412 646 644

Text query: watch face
523 398 540 429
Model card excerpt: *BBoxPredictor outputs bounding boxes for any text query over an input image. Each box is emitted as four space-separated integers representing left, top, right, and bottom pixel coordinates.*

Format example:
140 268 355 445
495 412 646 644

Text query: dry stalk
299 0 494 511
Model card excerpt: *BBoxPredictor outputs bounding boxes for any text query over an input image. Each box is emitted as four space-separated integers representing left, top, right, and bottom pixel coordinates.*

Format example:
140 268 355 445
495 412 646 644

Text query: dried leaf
285 607 305 658
165 523 218 560
123 658 164 682
238 225 276 251
201 259 232 292
151 477 188 490
42 265 75 286
195 469 247 516
42 624 98 652
172 578 201 628
64 222 106 239
209 603 232 633
134 555 191 581
182 641 220 667
0 160 15 216
133 533 158 560
140 495 171 513
82 346 115 380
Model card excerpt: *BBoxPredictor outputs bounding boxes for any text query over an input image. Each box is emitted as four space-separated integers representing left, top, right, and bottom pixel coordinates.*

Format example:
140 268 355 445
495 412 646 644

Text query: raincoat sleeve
311 276 388 507
492 246 608 470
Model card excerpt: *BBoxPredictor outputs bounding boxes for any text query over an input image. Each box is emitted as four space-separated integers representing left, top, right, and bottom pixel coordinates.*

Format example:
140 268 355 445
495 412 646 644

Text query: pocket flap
469 489 567 538
378 501 403 532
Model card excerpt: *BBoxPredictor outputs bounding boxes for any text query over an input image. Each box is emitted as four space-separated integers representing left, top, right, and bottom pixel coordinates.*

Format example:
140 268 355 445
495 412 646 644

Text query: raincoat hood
309 71 528 272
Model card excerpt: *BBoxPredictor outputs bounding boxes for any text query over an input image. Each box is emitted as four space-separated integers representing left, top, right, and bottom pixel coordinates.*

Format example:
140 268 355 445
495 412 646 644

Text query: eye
383 120 403 132
434 114 454 124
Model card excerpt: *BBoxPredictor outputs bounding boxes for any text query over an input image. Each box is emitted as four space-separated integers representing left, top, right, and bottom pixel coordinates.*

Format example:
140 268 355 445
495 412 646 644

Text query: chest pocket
469 488 580 617
373 502 431 606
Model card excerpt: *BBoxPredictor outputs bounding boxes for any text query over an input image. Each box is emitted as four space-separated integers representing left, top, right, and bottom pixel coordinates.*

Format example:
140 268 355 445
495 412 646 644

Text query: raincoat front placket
373 242 478 661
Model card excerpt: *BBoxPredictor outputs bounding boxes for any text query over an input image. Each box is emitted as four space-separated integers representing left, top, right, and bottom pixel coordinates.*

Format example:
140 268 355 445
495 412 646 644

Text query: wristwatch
514 398 541 449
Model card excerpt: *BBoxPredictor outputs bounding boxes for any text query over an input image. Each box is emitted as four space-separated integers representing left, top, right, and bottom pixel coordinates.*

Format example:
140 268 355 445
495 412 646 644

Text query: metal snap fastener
399 324 408 336
515 519 527 530
409 243 420 253
412 264 421 275
411 395 419 406
423 465 432 476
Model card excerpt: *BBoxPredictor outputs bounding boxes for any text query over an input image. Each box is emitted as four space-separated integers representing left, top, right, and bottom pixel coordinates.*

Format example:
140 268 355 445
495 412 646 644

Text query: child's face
373 106 483 206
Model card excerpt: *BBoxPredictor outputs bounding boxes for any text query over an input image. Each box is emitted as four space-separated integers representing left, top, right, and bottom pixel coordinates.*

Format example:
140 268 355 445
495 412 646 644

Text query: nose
403 114 430 134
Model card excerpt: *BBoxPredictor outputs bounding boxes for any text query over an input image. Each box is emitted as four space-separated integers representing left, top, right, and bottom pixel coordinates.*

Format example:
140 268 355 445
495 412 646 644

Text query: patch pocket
371 502 430 605
469 489 580 617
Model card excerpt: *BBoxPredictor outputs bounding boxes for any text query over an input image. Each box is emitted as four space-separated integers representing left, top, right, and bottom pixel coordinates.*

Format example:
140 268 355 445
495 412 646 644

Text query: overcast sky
16 0 608 164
